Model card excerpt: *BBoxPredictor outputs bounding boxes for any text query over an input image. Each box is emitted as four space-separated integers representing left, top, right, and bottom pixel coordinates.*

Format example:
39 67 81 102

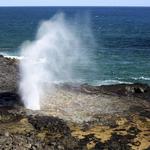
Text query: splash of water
19 13 90 110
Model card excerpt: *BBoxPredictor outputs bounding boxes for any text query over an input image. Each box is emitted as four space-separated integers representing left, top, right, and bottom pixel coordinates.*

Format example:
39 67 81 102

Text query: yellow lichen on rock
130 116 150 150
36 132 47 140
116 117 128 126
70 115 150 150
90 126 113 142
0 117 34 134
71 124 113 143
87 141 96 149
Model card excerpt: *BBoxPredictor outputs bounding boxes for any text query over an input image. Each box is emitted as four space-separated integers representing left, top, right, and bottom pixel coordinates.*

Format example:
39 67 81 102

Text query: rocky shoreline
0 55 149 149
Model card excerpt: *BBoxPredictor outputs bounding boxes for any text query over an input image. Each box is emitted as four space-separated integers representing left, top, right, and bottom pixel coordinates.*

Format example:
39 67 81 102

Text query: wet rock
125 85 147 94
100 83 150 98
59 83 150 101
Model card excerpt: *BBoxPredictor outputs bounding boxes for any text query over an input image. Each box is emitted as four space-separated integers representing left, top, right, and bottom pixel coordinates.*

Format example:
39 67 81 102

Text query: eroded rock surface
0 56 149 149
0 56 19 92
0 107 82 150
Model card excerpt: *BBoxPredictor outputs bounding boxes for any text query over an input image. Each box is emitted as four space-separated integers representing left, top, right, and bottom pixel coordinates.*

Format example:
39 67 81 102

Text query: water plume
19 13 90 110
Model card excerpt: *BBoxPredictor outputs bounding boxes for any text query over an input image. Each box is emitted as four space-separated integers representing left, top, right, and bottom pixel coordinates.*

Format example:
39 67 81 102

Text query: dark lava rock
95 133 132 150
127 127 141 135
0 92 23 107
79 134 97 146
28 115 71 135
139 110 150 118
0 54 4 58
0 107 23 123
100 83 150 100
129 106 150 118
60 83 150 101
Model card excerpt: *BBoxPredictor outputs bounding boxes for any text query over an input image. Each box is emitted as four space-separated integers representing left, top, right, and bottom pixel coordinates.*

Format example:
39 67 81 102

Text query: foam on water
132 76 150 81
91 80 132 86
4 55 23 60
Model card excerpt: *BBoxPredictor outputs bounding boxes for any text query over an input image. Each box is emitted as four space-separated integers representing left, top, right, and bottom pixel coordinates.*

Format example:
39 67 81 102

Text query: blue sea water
0 7 150 85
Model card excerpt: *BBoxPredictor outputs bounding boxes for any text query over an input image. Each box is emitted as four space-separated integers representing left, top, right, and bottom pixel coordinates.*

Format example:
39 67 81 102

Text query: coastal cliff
0 56 149 150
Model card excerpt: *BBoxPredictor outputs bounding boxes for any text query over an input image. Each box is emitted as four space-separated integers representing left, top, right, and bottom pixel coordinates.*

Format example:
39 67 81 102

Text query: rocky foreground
0 55 150 150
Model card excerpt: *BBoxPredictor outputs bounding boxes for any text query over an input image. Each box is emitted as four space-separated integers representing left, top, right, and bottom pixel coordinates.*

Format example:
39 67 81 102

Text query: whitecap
132 76 150 81
91 80 132 86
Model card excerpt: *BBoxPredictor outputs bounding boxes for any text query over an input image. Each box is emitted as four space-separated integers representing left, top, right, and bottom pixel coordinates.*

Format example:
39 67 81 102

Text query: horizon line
0 6 150 7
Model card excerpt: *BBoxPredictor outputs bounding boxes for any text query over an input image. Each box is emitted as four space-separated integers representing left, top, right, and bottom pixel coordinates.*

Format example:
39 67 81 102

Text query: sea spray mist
19 13 91 110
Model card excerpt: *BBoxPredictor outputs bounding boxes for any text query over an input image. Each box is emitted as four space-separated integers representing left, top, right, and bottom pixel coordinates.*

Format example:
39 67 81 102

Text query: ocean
0 7 150 85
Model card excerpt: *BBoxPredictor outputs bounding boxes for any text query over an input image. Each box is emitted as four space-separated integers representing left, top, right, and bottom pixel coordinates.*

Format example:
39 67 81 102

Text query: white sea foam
132 76 150 81
1 52 22 59
4 55 23 60
92 80 132 86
